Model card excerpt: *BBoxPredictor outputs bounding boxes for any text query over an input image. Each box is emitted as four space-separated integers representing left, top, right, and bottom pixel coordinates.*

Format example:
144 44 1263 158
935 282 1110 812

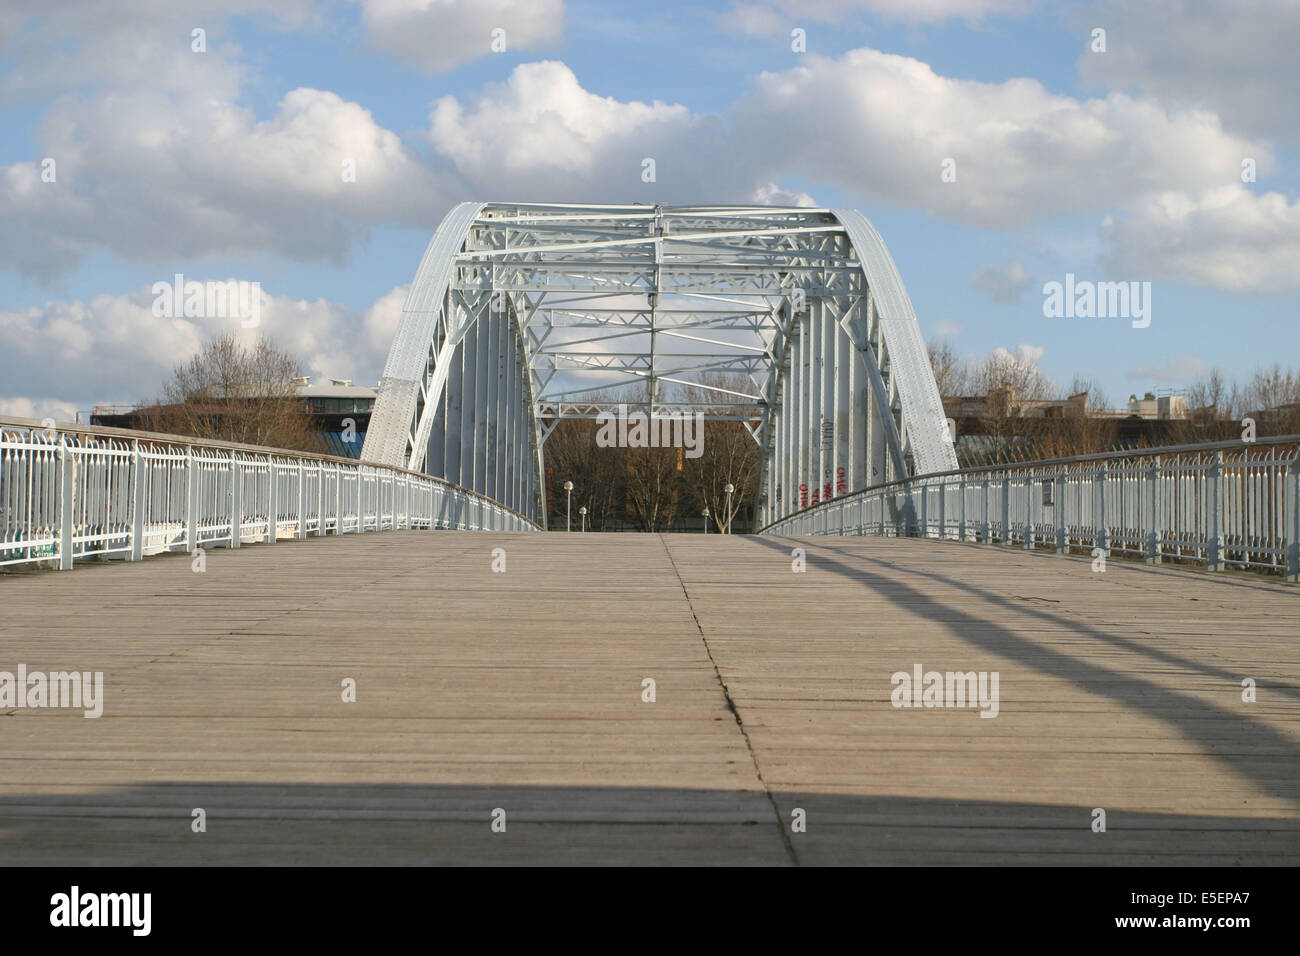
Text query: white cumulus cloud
1101 186 1300 292
973 259 1032 303
733 49 1271 228
360 0 565 73
0 283 404 411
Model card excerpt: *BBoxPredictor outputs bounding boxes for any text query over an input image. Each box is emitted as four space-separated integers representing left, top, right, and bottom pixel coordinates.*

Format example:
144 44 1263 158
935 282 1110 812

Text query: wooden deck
1 530 1297 865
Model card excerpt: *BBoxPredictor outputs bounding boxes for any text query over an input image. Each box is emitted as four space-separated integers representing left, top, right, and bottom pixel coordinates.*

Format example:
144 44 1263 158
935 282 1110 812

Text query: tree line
928 339 1300 465
136 334 1298 525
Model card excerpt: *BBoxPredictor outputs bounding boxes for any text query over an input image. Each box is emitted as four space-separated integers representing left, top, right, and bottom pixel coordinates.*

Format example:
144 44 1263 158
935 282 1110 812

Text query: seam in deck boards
657 533 799 865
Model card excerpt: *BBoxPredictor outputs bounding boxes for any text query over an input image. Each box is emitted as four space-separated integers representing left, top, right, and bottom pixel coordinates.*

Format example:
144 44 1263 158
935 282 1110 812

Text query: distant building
941 386 1194 460
1124 391 1188 420
293 378 379 457
943 388 1189 423
89 377 378 458
943 388 1092 420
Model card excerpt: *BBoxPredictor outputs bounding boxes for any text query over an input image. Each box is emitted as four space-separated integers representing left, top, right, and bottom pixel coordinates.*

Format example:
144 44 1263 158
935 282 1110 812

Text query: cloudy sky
1 0 1296 421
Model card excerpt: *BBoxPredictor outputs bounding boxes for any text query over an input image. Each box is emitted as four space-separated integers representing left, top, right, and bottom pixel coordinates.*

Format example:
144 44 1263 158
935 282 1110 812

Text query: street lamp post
563 480 573 532
724 483 735 534
579 506 587 533
702 506 710 534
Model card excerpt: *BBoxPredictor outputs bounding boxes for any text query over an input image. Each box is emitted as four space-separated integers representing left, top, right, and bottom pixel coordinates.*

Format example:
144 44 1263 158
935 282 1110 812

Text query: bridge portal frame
363 203 957 528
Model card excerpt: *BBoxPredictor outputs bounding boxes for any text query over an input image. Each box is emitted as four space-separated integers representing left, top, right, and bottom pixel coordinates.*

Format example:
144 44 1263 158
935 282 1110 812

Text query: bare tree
975 347 1058 404
1186 368 1236 420
143 333 323 452
681 418 759 532
540 384 645 530
619 380 687 532
972 347 1058 463
1159 367 1234 443
544 415 627 530
678 374 760 532
1022 414 1118 460
928 339 971 398
625 444 684 531
1068 375 1110 413
1242 365 1300 435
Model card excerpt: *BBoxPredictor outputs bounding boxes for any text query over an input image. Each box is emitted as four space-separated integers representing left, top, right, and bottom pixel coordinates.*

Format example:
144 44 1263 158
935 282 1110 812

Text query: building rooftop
293 377 379 399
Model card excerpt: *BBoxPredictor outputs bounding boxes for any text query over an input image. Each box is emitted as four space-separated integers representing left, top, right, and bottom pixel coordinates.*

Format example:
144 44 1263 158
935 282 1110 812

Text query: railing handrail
0 415 539 529
759 433 1300 533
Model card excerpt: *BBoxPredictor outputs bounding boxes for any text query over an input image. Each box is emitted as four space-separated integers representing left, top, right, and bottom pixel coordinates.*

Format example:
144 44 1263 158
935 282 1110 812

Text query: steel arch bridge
362 202 957 529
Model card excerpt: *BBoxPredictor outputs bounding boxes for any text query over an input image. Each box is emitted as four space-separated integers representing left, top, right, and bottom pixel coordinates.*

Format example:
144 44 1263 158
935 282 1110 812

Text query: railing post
918 484 926 539
129 439 145 561
1095 464 1109 557
958 475 967 542
266 455 278 544
1054 471 1067 554
937 479 945 540
334 464 343 535
297 461 307 540
1145 457 1161 565
186 446 198 554
981 478 991 543
58 440 75 570
1000 476 1011 545
229 455 241 549
1286 454 1299 583
315 461 325 536
1023 475 1034 551
1207 451 1224 571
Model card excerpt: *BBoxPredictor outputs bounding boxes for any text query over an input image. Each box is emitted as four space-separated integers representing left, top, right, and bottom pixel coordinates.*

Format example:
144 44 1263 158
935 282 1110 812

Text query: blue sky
1 0 1296 419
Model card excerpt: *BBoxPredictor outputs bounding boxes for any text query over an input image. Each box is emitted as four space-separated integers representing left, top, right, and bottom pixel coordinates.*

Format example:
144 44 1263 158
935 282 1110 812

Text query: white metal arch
362 202 957 529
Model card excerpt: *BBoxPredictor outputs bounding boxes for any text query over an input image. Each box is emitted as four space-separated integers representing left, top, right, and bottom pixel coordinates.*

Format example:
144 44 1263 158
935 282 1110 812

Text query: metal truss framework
363 202 957 528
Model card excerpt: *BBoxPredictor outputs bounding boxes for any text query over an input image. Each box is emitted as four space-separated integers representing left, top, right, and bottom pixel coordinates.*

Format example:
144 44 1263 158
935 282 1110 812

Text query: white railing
0 417 538 571
761 437 1300 581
